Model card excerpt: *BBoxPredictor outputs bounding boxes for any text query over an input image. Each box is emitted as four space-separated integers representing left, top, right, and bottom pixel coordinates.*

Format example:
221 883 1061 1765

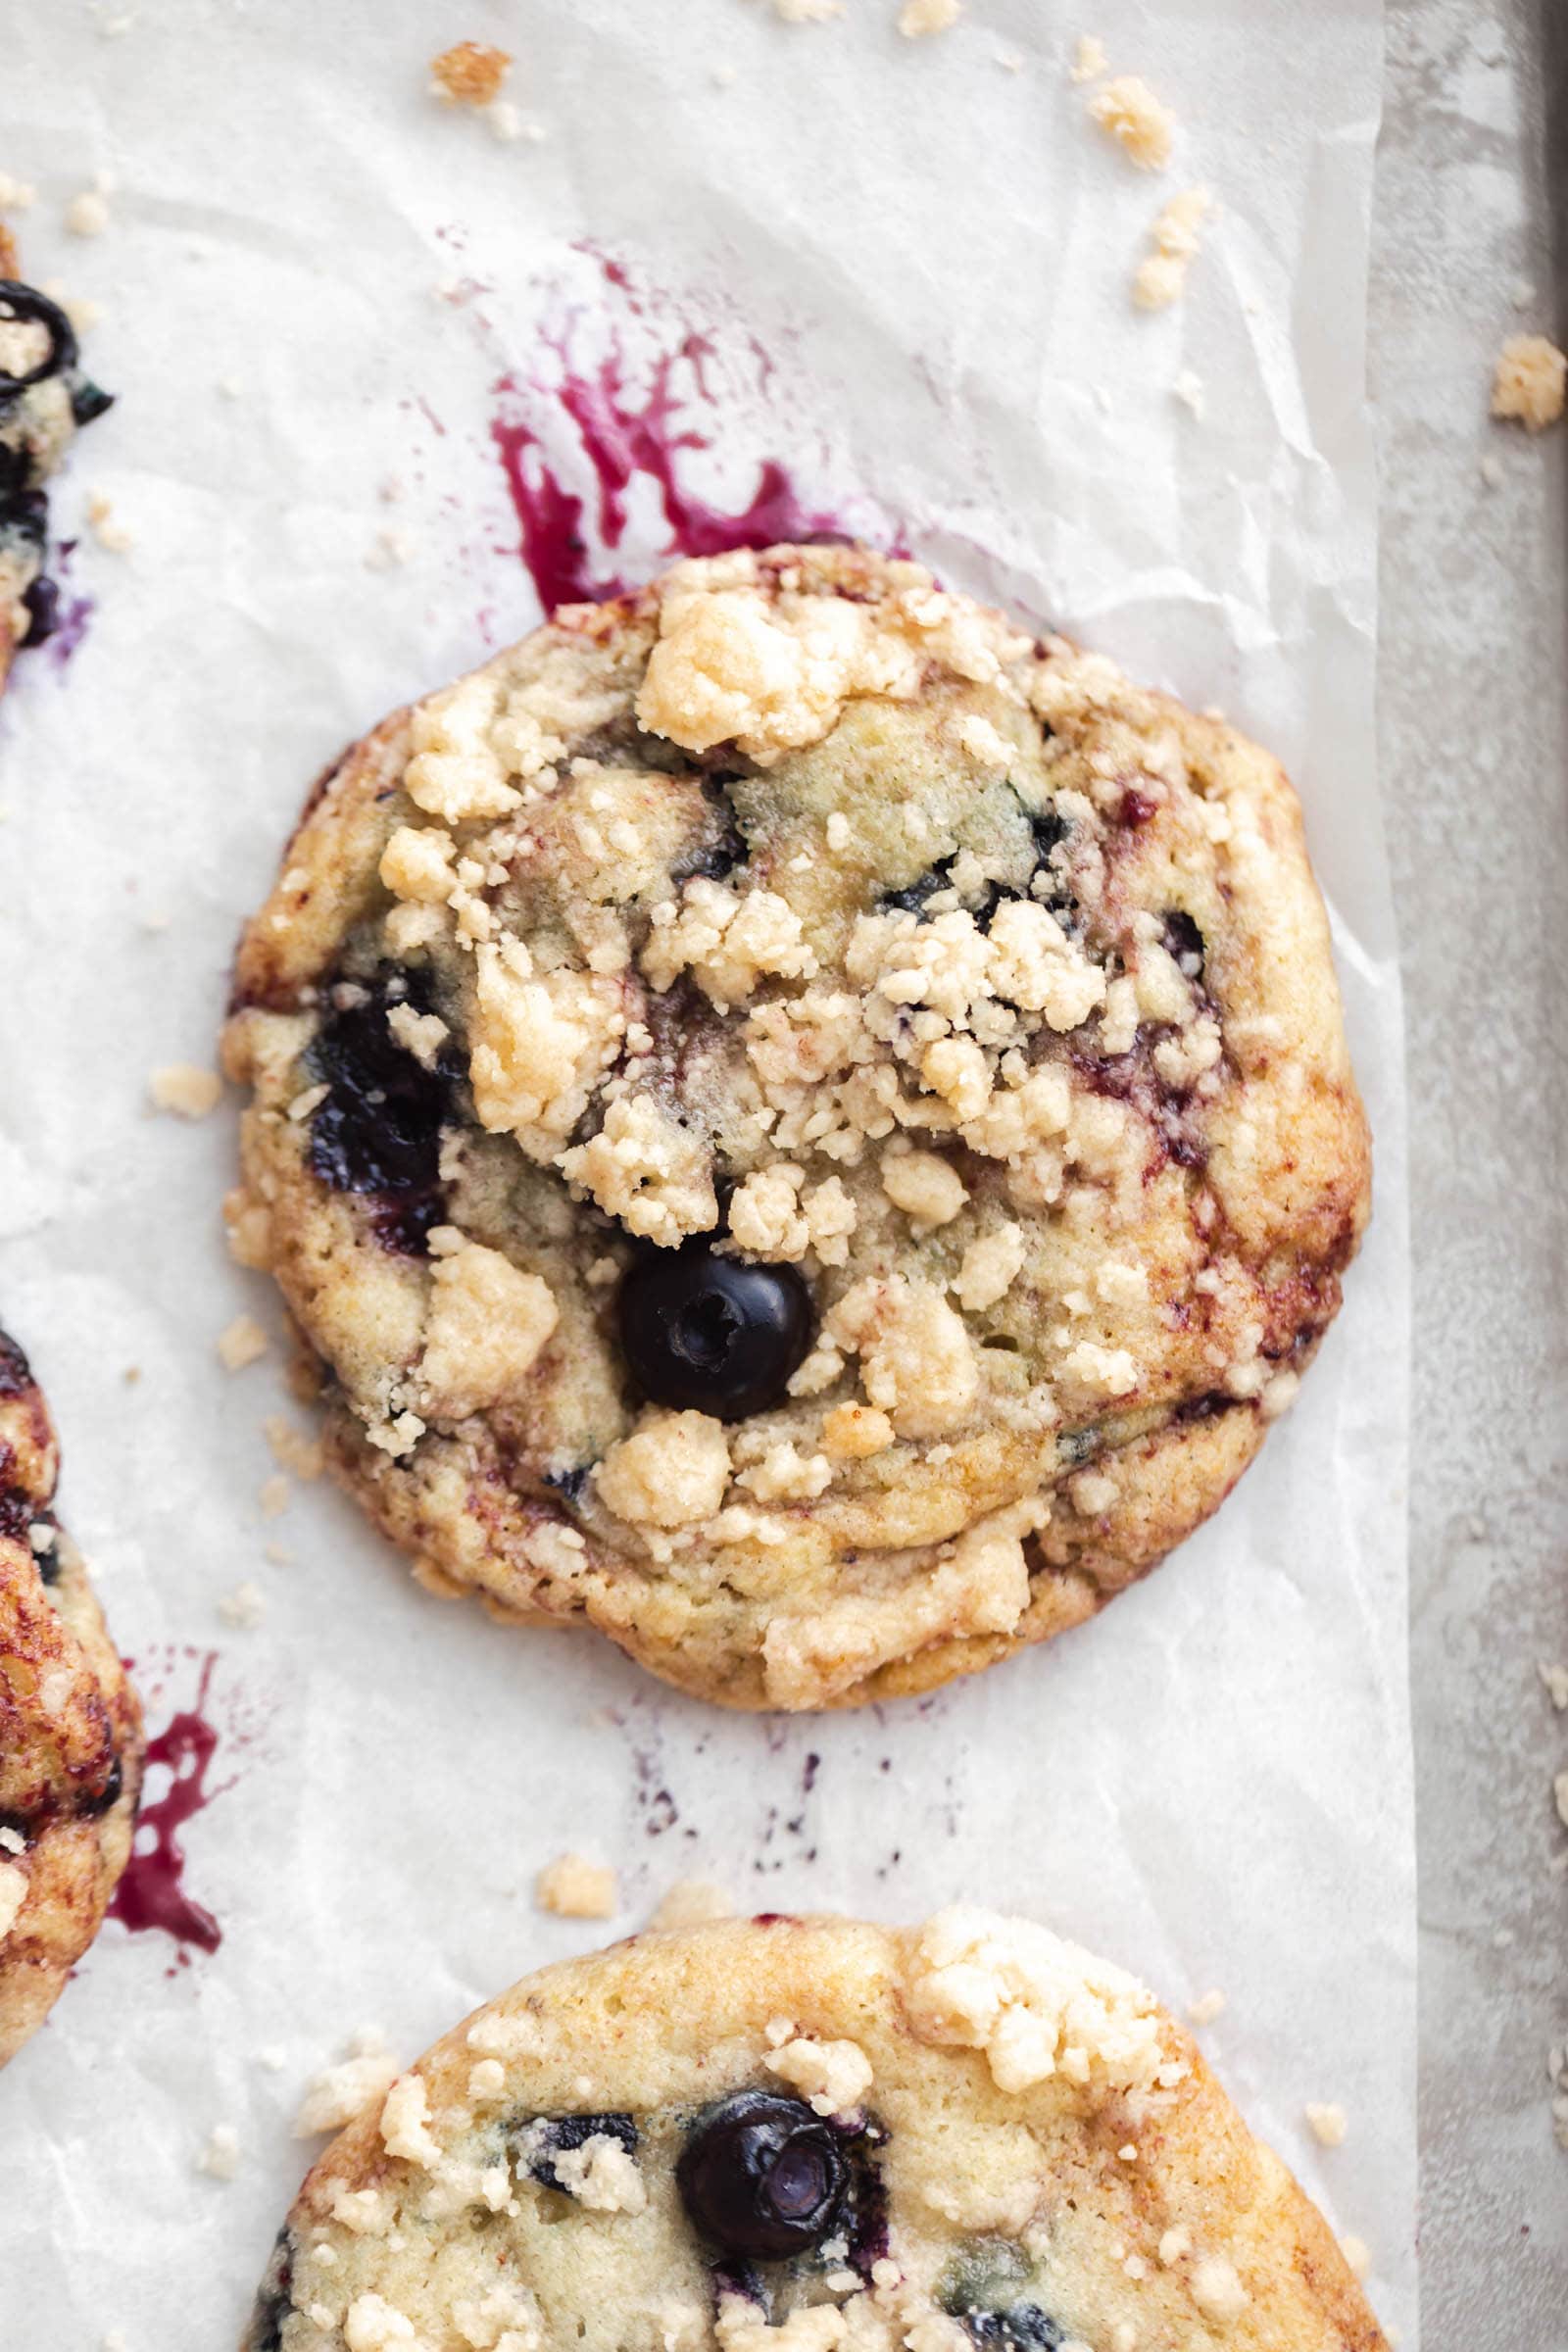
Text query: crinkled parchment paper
0 1 1410 2343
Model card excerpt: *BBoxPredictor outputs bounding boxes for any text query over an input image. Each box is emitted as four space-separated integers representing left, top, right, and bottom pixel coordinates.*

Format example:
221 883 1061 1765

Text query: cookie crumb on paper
535 1852 618 1919
149 1063 222 1118
1491 333 1566 432
1186 1987 1226 2026
1089 75 1175 171
218 1313 270 1372
898 0 961 38
428 41 511 106
1134 187 1210 311
218 1580 267 1630
65 186 111 237
195 2124 241 2180
1538 1661 1568 1710
86 491 132 552
1071 34 1107 83
1304 2101 1348 2147
650 1879 734 1930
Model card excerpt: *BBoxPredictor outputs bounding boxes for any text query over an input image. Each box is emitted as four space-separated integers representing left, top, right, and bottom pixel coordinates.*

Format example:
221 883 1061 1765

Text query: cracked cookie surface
223 545 1369 1709
243 1911 1385 2352
0 1326 143 2067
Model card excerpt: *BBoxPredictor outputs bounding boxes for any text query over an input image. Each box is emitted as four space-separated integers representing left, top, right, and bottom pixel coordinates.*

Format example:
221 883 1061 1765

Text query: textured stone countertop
1377 1 1566 2337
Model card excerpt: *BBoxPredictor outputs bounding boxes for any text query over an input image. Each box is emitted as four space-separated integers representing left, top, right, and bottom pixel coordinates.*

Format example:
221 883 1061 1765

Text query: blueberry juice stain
109 1652 223 1958
487 289 900 611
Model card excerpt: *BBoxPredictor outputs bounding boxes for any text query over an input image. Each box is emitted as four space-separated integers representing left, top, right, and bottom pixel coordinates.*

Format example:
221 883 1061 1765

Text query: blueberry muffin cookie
222 545 1369 1709
0 265 113 687
0 1326 143 2066
245 1910 1384 2352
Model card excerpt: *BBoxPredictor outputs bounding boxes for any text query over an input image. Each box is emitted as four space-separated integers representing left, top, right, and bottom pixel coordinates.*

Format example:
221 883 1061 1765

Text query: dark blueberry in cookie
1161 909 1206 979
957 2309 1064 2352
246 2229 296 2352
520 2110 639 2190
78 1754 123 1818
1 488 49 552
308 973 453 1239
543 1463 594 1508
676 2090 845 2259
617 1247 812 1422
1029 807 1070 860
0 281 79 396
879 864 952 919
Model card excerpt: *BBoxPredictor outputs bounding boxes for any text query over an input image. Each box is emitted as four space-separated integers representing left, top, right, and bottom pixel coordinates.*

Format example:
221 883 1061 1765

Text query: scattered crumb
259 1473 292 1520
992 45 1023 73
1479 451 1505 490
1304 2101 1348 2148
86 491 132 553
103 2333 127 2352
712 63 739 87
65 187 112 237
257 2045 287 2072
366 527 412 571
266 1415 324 1481
428 40 511 106
1339 2235 1371 2283
1510 275 1537 311
1186 1988 1226 2027
535 1852 618 1919
1171 368 1205 418
1538 1662 1568 1710
1134 186 1210 311
217 374 244 400
898 0 961 37
263 1541 294 1567
1088 74 1175 172
1071 33 1107 82
650 1879 734 1930
0 172 36 210
1491 333 1567 432
149 1063 222 1118
218 1580 267 1631
766 0 842 21
217 1314 270 1373
195 2124 240 2180
1554 1770 1568 1833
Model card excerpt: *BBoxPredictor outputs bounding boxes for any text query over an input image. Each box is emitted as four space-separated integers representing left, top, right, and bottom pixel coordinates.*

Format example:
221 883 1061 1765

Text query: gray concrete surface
1376 1 1568 2337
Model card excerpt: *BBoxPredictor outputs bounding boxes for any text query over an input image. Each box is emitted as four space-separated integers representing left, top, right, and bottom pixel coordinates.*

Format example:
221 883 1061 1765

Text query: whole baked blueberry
676 2091 845 2259
617 1246 812 1422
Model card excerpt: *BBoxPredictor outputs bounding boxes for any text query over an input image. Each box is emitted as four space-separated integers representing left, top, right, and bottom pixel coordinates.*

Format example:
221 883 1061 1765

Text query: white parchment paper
0 2 1411 2345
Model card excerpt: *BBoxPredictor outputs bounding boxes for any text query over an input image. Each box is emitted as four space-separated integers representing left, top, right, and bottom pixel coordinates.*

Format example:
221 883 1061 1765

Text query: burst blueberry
676 2091 845 2259
307 971 452 1249
0 281 78 398
616 1246 812 1421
